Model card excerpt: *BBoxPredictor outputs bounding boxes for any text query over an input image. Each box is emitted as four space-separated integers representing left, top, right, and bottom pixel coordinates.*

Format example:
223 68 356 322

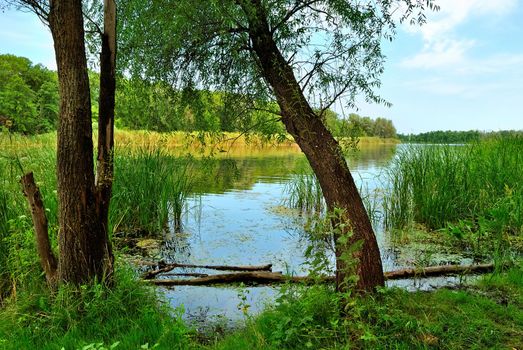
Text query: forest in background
399 130 523 144
0 54 397 139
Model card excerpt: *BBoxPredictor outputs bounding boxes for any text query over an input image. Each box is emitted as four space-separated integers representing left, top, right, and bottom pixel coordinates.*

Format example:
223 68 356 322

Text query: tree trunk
95 0 117 276
241 0 384 292
48 0 112 284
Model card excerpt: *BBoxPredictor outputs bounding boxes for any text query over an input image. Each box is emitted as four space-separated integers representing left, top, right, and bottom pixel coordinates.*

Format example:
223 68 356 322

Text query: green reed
284 164 383 227
110 148 193 236
384 135 523 233
0 132 194 238
284 168 324 214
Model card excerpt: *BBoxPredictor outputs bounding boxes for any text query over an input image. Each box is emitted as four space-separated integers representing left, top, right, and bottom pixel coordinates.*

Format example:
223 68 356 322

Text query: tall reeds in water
384 136 523 235
284 163 382 227
285 171 325 214
110 148 193 235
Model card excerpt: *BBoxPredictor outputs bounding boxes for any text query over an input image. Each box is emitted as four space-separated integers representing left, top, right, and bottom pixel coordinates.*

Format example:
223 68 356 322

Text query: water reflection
156 143 466 326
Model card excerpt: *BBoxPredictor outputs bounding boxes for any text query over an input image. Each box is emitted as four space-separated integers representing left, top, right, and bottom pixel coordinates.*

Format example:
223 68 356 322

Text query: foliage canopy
119 0 437 114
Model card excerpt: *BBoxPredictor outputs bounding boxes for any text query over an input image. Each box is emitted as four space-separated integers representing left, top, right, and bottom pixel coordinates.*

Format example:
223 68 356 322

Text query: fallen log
143 262 273 279
150 271 305 286
383 263 495 280
162 272 210 278
148 263 497 286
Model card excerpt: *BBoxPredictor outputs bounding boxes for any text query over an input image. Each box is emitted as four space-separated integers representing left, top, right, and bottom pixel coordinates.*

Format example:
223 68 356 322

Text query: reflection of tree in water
190 155 305 194
346 144 398 170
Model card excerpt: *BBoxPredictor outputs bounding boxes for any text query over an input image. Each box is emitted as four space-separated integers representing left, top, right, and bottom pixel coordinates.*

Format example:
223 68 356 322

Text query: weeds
284 171 324 214
385 136 523 231
210 265 523 349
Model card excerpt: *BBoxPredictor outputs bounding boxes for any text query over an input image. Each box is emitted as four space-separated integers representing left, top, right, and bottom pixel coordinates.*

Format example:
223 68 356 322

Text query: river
149 144 473 328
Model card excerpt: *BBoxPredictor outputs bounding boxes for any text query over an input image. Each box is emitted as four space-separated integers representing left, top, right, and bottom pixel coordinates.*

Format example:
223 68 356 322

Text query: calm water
154 144 474 327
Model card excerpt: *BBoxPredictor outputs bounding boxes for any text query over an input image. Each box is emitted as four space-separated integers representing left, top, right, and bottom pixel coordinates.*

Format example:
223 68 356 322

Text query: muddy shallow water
150 144 476 327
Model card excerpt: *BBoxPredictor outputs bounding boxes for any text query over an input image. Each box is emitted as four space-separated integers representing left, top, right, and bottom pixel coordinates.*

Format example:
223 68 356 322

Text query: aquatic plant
384 136 523 263
284 172 324 214
385 136 523 231
110 148 194 236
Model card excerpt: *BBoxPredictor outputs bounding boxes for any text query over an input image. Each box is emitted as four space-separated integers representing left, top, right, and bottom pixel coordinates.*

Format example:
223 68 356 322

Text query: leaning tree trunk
48 0 113 284
242 0 384 292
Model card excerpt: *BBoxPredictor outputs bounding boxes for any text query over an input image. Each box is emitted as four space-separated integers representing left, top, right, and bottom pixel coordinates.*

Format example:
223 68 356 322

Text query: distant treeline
1 54 397 139
398 130 523 144
324 112 397 138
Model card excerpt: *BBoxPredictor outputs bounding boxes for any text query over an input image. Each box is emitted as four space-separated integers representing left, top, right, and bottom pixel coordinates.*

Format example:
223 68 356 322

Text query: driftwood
162 272 210 278
150 271 291 286
143 262 273 279
148 263 497 286
383 263 496 280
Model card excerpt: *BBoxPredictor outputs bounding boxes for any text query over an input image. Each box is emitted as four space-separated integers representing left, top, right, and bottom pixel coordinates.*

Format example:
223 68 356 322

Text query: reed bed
110 148 193 235
384 136 523 234
114 129 301 158
0 132 195 238
285 171 325 214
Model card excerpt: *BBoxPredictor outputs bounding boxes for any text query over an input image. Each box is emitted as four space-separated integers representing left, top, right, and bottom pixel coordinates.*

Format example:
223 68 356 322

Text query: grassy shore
1 131 521 349
0 265 521 349
383 135 523 263
209 266 523 349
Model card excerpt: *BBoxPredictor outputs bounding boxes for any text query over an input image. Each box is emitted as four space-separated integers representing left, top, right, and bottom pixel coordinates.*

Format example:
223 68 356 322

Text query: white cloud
456 53 523 75
414 0 518 41
401 0 519 72
402 39 475 69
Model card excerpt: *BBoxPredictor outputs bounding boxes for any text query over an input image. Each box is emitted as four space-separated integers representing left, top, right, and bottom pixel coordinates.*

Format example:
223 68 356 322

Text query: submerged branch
142 262 273 279
146 263 498 286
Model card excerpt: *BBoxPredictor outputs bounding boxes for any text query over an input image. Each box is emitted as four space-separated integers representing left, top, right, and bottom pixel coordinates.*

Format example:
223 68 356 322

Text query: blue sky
1 1 522 133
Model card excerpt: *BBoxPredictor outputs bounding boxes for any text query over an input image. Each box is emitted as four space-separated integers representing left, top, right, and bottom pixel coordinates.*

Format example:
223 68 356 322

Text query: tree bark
48 0 112 284
239 0 384 292
95 0 117 278
20 172 58 285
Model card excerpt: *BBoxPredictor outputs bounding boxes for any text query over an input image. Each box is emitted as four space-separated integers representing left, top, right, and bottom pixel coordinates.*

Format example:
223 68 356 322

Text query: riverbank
1 131 521 349
0 130 399 158
0 265 521 349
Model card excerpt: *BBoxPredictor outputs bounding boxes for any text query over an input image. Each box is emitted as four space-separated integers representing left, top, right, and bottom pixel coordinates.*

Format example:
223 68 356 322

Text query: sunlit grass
209 266 523 349
384 136 523 231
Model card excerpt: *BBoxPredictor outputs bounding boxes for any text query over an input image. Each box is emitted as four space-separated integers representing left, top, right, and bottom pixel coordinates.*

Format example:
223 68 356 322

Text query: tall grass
384 136 523 233
110 148 193 236
0 266 192 349
284 172 324 214
211 266 523 349
284 164 383 226
1 131 195 237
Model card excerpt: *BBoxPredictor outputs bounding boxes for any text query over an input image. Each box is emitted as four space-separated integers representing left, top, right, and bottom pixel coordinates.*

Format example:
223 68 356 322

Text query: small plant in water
236 283 251 318
284 163 325 214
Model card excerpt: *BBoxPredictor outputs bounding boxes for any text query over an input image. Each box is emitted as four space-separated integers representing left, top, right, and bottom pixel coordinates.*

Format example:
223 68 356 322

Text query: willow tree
119 0 435 292
12 0 117 285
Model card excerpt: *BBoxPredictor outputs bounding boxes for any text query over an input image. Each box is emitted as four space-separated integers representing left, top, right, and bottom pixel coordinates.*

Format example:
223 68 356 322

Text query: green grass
208 266 523 349
0 265 192 350
284 169 324 214
110 148 193 236
385 135 523 231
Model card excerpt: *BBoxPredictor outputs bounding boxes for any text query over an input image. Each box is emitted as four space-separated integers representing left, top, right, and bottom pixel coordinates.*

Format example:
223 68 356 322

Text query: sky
1 1 522 134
